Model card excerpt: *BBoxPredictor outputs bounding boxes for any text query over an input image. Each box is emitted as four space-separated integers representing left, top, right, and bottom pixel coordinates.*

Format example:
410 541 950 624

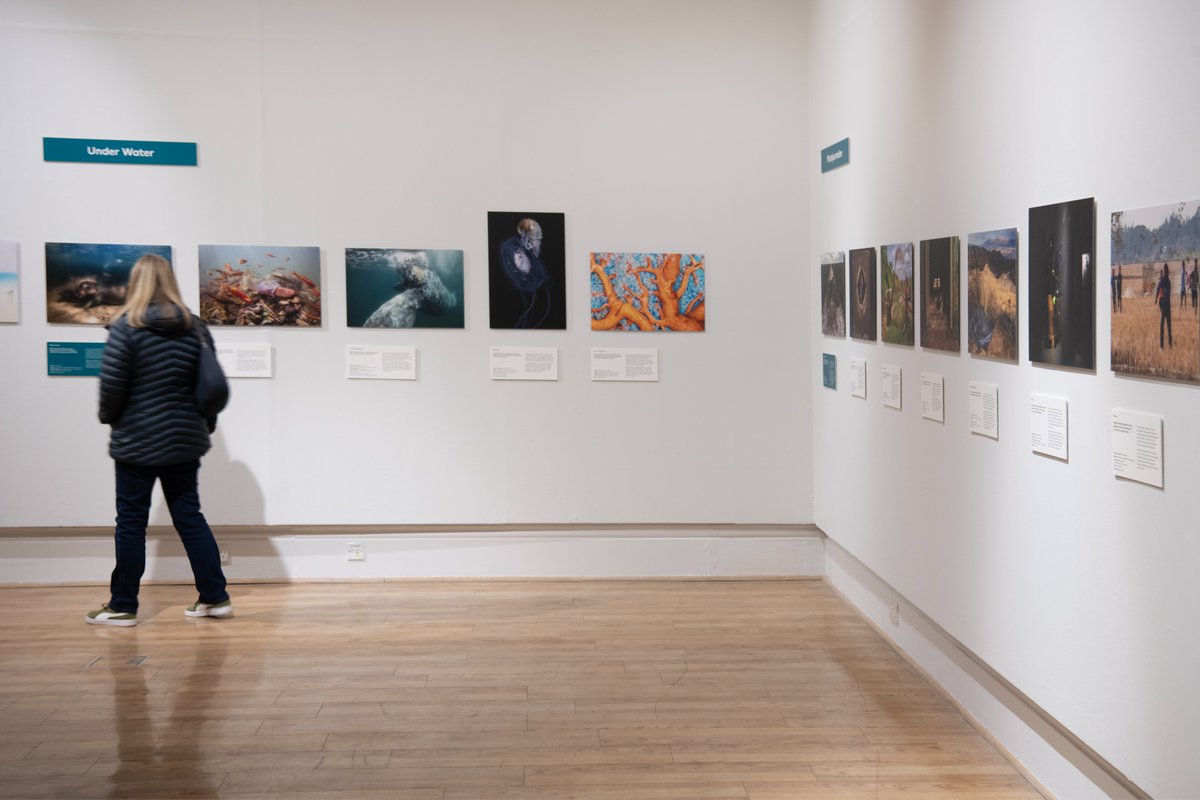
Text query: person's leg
110 462 156 613
159 460 229 605
1160 310 1165 348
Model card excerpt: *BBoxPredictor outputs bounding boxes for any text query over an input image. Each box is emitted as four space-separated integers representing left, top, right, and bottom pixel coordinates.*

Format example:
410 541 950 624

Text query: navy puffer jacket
99 305 216 466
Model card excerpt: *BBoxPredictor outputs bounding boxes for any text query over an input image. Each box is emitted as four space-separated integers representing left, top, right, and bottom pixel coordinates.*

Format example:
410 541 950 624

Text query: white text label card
591 348 659 382
216 343 272 378
1111 408 1163 488
920 372 944 422
1030 394 1068 460
490 346 559 381
346 345 417 380
882 364 902 409
968 381 999 439
849 358 866 398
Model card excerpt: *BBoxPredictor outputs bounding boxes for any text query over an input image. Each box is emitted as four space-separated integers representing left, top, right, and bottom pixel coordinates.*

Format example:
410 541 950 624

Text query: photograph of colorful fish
590 252 705 331
199 245 321 327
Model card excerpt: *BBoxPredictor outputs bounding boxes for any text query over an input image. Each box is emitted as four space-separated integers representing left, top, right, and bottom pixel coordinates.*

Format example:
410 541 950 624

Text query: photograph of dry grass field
967 228 1018 361
1111 200 1200 382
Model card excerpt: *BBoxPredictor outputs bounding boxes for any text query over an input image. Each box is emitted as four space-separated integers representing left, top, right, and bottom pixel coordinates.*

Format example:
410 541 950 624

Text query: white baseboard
0 525 824 583
823 537 1145 800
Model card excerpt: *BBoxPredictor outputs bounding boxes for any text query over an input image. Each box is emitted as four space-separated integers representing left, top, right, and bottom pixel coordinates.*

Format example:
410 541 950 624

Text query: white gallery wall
0 0 811 527
809 1 1199 797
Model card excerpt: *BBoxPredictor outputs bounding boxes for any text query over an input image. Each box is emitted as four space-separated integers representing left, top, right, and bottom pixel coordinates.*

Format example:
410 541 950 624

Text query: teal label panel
43 137 198 166
821 138 849 173
822 353 837 389
47 342 105 376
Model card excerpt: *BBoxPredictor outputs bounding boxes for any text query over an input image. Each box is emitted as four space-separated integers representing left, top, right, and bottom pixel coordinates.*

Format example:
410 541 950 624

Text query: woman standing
86 254 231 626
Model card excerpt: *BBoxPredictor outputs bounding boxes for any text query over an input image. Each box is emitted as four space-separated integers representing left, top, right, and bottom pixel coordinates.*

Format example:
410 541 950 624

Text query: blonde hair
121 253 192 329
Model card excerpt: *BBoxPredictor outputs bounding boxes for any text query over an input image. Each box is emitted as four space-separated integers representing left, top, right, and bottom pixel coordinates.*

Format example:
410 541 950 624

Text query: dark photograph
1028 198 1095 369
488 211 566 329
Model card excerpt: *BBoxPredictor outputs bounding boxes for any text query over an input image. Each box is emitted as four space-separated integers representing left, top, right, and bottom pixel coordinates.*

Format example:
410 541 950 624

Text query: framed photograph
919 236 960 352
199 245 322 327
967 228 1019 361
849 247 877 341
880 242 914 346
1110 200 1199 382
488 211 565 329
821 251 846 337
1028 198 1095 369
46 242 172 325
346 248 464 329
590 252 704 331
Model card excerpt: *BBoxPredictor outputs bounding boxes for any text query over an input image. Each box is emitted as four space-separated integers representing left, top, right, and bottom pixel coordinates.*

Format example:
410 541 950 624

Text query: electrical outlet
219 549 230 565
346 543 365 562
888 600 900 626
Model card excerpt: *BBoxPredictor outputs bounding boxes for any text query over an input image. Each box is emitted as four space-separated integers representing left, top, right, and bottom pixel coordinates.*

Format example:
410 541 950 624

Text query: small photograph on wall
967 228 1019 361
199 244 322 327
849 247 877 341
488 211 565 329
919 236 960 352
590 252 705 331
821 251 846 337
0 240 18 323
1028 198 1095 369
45 242 172 325
1110 199 1200 382
880 242 914 346
346 248 464 328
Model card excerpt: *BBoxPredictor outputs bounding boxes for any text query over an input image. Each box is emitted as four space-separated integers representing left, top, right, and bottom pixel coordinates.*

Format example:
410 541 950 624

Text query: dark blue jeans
109 460 229 614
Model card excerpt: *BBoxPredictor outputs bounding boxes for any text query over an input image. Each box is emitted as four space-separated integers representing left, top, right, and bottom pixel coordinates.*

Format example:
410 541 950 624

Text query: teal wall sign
822 353 837 389
47 342 105 376
43 137 198 166
821 137 850 173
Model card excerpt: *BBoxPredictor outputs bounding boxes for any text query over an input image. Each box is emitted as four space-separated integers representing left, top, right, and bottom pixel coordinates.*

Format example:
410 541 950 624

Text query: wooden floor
0 580 1044 800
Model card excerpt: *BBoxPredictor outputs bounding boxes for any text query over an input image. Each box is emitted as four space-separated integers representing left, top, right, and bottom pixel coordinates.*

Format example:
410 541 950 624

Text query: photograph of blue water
346 248 464 329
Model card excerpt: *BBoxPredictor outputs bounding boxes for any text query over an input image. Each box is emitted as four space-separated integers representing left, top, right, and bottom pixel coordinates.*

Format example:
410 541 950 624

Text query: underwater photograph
590 252 705 332
45 242 172 325
488 211 565 330
346 248 464 329
199 244 321 327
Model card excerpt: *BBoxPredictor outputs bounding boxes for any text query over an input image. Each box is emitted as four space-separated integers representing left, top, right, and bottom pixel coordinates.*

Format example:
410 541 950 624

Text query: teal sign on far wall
47 342 105 376
822 353 837 389
43 137 198 166
821 137 850 173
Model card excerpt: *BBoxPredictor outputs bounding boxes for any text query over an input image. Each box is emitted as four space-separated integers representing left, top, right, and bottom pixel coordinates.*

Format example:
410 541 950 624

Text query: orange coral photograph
590 252 705 331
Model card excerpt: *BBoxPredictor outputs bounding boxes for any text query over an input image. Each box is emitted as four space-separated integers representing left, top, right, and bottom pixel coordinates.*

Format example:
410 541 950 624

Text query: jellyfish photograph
346 248 463 328
487 211 565 329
